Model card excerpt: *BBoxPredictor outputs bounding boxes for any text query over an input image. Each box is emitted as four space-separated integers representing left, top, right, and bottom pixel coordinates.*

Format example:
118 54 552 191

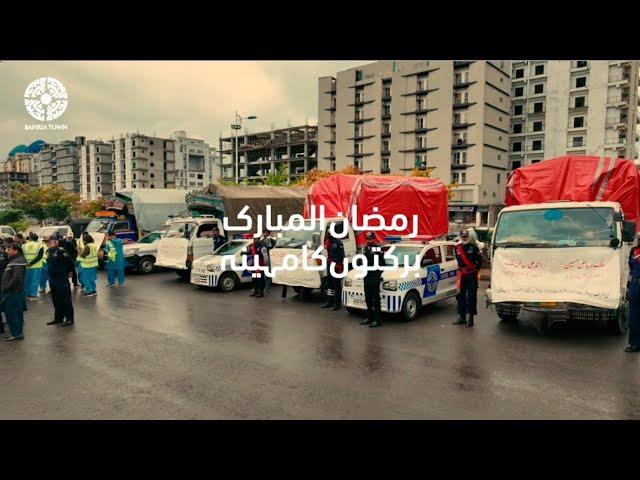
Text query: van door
440 243 459 296
192 221 218 261
420 246 445 303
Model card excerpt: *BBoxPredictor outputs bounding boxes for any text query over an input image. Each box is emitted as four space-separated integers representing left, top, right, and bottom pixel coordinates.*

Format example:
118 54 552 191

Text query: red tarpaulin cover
505 155 640 229
303 174 449 245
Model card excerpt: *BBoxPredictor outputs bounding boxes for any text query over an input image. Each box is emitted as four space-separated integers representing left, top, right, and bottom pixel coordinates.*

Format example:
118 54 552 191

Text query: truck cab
487 201 637 334
84 210 138 250
154 215 225 279
270 217 356 297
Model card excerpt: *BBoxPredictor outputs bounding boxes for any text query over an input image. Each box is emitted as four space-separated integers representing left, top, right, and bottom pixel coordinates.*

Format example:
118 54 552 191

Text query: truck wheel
498 313 517 322
218 272 239 293
401 291 421 322
176 270 190 281
608 303 629 335
137 256 155 274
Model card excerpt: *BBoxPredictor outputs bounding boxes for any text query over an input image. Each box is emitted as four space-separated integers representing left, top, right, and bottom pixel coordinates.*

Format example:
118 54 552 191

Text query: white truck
154 215 225 279
270 217 356 299
486 201 636 334
190 238 254 291
342 238 459 321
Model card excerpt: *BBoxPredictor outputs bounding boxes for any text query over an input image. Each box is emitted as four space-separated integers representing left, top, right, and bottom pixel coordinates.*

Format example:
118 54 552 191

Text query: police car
190 238 254 292
342 237 459 321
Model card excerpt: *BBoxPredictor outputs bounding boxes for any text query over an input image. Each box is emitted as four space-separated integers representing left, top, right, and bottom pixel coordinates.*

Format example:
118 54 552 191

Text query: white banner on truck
491 247 621 309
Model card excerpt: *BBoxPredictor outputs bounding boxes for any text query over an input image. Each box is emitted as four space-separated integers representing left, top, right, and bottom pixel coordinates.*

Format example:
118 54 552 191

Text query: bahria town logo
24 77 68 122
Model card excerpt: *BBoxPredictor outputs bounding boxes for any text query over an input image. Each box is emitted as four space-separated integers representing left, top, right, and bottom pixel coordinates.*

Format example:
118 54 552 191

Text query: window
454 72 468 84
196 222 218 238
532 140 543 151
576 77 587 88
533 102 544 113
573 116 585 128
382 104 391 116
416 97 425 111
355 108 363 120
415 154 425 167
150 140 154 145
423 247 442 265
515 68 524 78
572 136 584 147
416 136 426 148
513 104 523 115
150 151 154 156
453 112 466 125
355 70 363 81
150 173 155 178
383 86 391 98
381 157 389 171
354 142 362 154
416 116 425 129
512 142 522 152
452 151 467 164
531 159 540 164
461 172 466 184
515 87 524 97
513 123 523 134
575 96 586 108
443 245 455 262
150 162 154 167
576 60 588 68
150 184 155 189
113 221 130 233
382 140 390 153
534 64 545 75
534 83 544 94
511 160 522 169
417 77 427 91
533 121 543 132
497 173 501 184
381 122 390 135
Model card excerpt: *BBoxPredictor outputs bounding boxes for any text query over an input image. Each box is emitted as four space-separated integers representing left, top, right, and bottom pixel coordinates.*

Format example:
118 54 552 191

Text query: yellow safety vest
79 243 99 269
24 241 46 269
106 240 117 262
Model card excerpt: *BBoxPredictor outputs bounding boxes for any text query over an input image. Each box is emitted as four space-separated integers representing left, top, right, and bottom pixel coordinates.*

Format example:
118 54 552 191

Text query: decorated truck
486 156 640 334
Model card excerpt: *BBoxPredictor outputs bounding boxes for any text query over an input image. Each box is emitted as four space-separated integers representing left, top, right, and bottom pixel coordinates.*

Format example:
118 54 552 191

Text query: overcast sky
0 61 369 157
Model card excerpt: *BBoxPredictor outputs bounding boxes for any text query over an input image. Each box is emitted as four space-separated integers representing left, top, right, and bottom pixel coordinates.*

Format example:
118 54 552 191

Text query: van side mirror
622 221 636 243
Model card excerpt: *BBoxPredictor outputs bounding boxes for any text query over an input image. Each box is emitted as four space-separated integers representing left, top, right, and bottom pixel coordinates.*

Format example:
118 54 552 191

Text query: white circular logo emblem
24 77 68 122
426 271 439 293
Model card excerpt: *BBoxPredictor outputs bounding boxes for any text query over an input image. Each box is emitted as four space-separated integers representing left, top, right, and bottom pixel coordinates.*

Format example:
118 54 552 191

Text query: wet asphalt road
0 270 639 419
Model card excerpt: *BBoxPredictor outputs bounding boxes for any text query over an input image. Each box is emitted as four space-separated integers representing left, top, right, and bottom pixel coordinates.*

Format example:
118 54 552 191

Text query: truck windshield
494 207 616 247
276 220 319 248
165 222 195 238
138 232 161 244
86 219 111 232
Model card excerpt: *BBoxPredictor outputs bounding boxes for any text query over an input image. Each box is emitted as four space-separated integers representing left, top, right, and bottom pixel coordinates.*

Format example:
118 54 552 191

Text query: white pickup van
342 238 459 321
486 201 636 334
270 217 356 298
154 215 225 279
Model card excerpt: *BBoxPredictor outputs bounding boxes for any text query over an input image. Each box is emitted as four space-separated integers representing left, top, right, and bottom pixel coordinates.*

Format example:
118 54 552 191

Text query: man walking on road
105 232 126 288
454 230 483 328
23 232 45 300
361 232 385 328
45 235 75 327
1 243 27 341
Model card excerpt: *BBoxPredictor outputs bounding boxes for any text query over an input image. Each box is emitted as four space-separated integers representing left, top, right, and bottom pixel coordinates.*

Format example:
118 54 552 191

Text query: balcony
606 138 628 147
607 94 629 105
608 72 631 84
606 116 628 128
449 184 479 204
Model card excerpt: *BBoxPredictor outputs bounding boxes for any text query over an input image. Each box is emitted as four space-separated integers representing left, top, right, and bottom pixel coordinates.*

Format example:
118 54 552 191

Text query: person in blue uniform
45 235 75 326
626 240 640 353
78 233 98 297
211 227 227 252
0 243 27 341
104 232 126 288
23 232 45 300
361 232 386 328
454 230 483 327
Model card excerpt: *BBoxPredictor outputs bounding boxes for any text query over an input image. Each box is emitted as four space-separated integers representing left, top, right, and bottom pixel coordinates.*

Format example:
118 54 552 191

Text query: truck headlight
344 277 352 287
206 265 218 272
382 280 398 291
124 248 138 257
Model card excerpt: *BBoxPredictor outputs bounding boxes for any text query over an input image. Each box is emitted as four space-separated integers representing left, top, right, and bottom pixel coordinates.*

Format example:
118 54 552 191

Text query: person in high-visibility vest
39 237 49 295
23 232 46 300
104 232 125 287
78 232 98 297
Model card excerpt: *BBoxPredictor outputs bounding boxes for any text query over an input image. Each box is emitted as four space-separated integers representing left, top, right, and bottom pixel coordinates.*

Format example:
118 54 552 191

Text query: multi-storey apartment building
318 60 511 227
218 125 317 183
171 130 219 190
79 140 114 200
112 133 176 191
38 137 84 193
509 60 640 170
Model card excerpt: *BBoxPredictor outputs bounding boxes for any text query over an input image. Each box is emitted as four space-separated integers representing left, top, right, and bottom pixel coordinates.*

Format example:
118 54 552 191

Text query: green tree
11 184 80 224
263 165 289 186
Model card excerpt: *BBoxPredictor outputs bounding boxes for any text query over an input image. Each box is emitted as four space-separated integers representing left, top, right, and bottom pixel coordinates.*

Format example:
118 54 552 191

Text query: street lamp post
232 111 258 184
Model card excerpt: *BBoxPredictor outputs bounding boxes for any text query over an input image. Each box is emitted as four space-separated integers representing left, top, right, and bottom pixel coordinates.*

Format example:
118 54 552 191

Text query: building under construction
219 125 317 183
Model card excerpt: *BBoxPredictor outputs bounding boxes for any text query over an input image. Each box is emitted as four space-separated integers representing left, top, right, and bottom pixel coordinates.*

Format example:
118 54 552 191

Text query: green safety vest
79 243 99 269
24 241 45 269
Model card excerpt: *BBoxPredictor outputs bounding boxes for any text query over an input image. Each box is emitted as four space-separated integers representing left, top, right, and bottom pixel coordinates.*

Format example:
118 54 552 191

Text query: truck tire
608 303 629 335
218 272 239 293
176 269 190 281
401 291 421 322
137 256 155 274
498 313 517 322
